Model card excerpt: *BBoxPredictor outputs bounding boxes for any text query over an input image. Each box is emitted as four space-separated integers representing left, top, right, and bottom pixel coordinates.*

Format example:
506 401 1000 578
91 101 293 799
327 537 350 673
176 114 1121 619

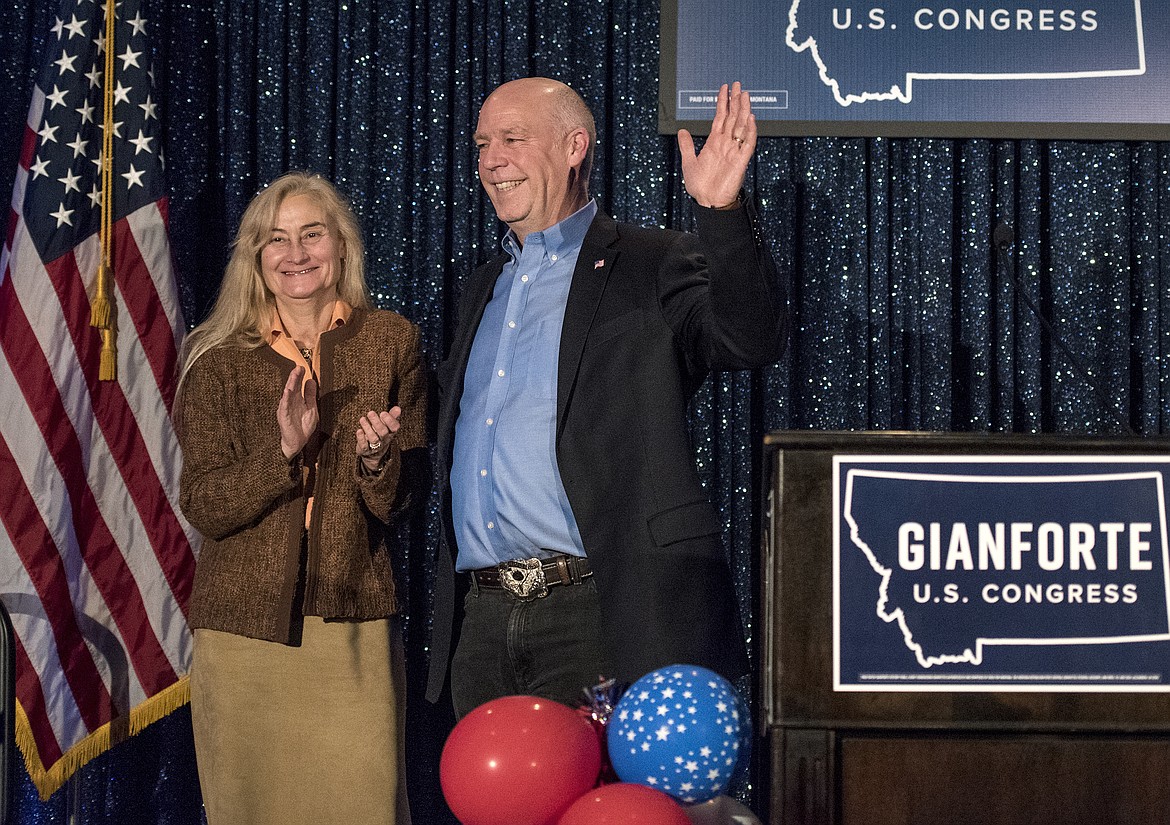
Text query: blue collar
501 199 598 262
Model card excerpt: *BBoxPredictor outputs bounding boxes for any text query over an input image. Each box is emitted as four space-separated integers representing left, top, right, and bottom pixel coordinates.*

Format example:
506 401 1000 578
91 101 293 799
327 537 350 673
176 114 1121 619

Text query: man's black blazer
427 201 786 702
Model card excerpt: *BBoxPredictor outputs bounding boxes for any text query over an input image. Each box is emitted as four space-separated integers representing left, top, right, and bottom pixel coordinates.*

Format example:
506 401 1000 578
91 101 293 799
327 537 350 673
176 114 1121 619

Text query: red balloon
441 695 602 825
557 783 692 825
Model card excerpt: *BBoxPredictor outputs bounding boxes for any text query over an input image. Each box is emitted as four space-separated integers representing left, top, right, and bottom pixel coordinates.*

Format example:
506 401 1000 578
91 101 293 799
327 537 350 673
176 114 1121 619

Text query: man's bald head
482 78 596 184
474 78 596 241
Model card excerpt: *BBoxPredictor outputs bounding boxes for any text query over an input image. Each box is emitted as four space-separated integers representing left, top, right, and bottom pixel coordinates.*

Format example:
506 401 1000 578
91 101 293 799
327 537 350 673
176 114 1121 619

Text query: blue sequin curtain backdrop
3 0 1169 821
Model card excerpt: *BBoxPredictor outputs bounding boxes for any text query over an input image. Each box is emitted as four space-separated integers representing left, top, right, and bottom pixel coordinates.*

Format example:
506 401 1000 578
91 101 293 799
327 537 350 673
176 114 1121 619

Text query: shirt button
508 321 516 328
521 274 529 283
480 469 487 477
485 418 493 426
497 369 505 377
487 521 495 530
550 254 558 262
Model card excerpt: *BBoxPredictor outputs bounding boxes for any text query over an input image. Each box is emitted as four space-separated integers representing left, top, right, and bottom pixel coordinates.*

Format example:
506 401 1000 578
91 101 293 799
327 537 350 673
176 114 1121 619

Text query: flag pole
90 0 118 381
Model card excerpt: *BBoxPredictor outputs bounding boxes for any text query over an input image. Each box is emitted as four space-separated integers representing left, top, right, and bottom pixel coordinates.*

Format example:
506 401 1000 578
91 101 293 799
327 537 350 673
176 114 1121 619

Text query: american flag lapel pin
594 259 605 269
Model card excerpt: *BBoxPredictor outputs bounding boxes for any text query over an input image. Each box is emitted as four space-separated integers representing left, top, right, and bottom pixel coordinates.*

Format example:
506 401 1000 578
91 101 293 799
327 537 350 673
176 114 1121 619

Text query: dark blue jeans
450 576 614 719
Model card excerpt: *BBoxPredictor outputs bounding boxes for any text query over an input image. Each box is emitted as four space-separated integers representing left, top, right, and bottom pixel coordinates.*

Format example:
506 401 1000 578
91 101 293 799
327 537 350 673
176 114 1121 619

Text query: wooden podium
761 431 1170 825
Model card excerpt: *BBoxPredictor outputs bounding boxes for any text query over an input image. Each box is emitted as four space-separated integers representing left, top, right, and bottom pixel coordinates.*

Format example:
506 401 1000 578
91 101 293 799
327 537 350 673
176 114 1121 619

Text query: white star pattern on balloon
607 665 745 804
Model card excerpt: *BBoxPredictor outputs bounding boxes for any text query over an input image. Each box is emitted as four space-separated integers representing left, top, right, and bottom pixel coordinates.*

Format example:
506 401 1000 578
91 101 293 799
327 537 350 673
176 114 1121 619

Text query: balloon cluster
439 665 757 825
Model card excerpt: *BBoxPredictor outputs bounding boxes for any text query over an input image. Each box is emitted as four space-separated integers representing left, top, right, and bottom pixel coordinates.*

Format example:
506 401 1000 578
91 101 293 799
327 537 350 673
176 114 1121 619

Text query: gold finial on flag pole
90 0 117 380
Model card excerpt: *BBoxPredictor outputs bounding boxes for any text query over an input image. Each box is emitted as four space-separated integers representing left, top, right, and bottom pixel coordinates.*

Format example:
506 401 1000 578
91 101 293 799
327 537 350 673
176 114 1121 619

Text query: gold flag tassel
90 0 117 380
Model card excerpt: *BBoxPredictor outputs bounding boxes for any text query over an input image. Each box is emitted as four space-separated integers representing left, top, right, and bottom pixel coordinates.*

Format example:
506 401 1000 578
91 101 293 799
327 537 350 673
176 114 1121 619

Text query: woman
177 172 424 824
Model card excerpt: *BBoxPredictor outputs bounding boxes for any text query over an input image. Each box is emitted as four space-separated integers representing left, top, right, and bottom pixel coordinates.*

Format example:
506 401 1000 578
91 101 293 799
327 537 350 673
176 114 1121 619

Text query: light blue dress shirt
451 200 598 571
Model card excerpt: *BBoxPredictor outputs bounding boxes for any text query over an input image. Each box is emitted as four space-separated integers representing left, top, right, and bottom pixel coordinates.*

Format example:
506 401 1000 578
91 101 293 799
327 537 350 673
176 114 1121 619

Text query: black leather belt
471 555 592 600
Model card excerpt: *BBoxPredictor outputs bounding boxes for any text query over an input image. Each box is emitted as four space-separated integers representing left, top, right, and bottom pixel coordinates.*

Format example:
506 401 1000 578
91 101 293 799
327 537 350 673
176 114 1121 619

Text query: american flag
0 0 198 800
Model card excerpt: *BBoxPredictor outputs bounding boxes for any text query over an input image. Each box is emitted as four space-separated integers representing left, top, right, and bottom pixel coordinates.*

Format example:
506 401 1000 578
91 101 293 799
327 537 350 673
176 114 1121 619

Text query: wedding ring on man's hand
733 136 745 144
368 439 382 452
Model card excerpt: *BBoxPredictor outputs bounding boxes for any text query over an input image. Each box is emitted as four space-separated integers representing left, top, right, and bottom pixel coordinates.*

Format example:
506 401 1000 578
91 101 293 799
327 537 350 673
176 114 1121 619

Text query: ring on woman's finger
368 439 382 451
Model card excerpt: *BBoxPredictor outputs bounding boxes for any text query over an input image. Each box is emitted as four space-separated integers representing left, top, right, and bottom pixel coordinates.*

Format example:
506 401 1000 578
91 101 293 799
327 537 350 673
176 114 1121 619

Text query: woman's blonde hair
178 172 370 388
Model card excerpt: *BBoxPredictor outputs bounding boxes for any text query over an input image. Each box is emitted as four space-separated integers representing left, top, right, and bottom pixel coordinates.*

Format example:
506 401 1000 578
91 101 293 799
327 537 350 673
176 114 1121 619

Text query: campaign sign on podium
835 456 1170 692
765 434 1170 825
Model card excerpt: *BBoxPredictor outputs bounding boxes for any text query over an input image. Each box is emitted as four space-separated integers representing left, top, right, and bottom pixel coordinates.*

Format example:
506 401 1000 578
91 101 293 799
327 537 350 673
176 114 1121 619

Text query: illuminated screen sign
660 0 1170 138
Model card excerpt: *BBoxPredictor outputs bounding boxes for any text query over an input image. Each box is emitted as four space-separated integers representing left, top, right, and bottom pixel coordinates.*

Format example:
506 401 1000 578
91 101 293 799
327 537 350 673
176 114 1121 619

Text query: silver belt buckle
498 558 549 600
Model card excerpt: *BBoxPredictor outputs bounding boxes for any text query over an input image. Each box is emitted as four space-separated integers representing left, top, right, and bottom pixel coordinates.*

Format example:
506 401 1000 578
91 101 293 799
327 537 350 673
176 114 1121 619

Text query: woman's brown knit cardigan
178 308 427 643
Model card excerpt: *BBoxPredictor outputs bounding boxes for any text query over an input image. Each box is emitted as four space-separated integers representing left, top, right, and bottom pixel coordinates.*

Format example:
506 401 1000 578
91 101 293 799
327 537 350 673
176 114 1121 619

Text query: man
428 77 786 717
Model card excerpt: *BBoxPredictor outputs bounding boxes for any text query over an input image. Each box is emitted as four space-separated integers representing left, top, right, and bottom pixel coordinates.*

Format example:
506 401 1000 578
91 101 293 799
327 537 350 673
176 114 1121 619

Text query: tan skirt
190 617 410 825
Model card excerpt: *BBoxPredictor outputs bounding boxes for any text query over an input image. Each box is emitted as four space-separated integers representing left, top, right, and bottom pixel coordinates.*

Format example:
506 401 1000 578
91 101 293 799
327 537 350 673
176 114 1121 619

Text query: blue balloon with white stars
606 664 747 804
